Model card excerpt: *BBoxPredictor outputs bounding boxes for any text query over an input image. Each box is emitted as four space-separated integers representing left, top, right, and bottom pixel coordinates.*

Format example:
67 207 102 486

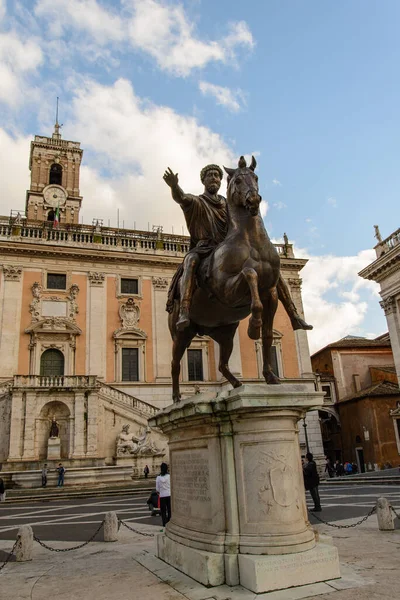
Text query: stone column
72 391 86 458
87 273 106 378
8 390 23 461
152 277 171 381
86 391 98 457
0 266 23 377
22 391 37 460
150 384 340 594
288 278 314 379
380 296 400 383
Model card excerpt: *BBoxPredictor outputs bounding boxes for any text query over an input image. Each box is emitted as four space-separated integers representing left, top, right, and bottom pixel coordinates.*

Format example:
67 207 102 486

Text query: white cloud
272 178 281 186
327 196 337 208
273 201 287 210
35 0 124 43
0 129 31 215
199 81 245 112
66 78 236 229
126 0 254 76
298 248 382 353
0 32 43 105
0 0 6 22
260 200 269 218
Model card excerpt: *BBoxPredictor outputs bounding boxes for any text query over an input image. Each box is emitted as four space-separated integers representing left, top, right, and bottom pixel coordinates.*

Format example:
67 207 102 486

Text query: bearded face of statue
203 169 222 196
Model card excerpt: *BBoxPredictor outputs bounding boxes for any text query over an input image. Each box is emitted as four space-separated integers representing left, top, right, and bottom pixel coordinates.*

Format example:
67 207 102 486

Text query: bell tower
26 115 83 224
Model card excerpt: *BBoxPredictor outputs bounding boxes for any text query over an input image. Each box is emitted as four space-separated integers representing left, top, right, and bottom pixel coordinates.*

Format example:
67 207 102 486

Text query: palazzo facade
0 125 323 471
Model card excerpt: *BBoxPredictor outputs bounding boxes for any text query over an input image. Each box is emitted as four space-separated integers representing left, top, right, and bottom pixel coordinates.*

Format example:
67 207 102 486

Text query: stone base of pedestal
156 534 340 593
47 437 61 460
239 543 340 593
156 534 224 587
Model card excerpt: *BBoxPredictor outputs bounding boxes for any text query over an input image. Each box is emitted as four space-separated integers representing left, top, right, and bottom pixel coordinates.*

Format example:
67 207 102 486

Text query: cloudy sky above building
1 0 398 352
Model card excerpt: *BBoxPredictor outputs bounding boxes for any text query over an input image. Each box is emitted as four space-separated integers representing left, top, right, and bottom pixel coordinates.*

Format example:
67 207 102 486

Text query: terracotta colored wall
311 349 334 376
238 301 300 379
73 274 87 375
141 279 154 382
370 366 398 385
338 396 400 467
275 301 299 378
18 271 40 374
106 277 120 382
239 316 257 378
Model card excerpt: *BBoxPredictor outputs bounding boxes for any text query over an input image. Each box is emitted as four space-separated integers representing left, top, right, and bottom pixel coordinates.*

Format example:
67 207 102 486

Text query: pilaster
72 391 86 457
8 391 23 461
86 391 98 457
87 273 106 377
22 391 38 460
0 266 23 377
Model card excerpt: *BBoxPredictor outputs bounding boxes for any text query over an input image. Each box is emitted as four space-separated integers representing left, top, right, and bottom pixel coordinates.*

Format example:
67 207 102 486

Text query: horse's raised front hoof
264 370 281 385
233 380 243 389
291 315 313 331
247 317 262 340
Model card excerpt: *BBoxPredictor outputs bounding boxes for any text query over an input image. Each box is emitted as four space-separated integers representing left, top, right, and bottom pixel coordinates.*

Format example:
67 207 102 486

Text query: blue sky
1 0 398 351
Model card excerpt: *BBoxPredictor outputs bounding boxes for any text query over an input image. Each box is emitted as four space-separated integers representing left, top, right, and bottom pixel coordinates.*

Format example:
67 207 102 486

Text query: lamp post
303 416 310 454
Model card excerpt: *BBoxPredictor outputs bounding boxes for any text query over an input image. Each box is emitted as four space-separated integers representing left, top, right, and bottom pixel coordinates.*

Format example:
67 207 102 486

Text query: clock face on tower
43 185 67 207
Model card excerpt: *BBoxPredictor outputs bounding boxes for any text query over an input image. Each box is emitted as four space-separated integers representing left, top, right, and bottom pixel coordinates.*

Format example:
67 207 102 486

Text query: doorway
355 447 365 473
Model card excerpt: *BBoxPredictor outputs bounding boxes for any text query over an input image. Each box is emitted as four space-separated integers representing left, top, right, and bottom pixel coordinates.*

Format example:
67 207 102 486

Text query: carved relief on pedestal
380 295 397 315
3 265 22 281
152 277 169 290
116 423 164 457
88 272 105 287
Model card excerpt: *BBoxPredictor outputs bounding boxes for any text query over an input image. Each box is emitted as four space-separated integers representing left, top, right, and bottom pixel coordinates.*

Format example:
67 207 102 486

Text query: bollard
103 511 119 542
15 525 33 561
376 497 394 531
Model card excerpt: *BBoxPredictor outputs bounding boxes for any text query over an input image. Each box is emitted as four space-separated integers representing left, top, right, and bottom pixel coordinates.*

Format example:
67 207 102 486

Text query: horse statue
169 156 281 402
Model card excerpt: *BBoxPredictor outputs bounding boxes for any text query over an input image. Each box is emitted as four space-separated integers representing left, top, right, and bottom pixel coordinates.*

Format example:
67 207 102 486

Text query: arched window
47 210 55 222
40 349 64 376
49 163 62 185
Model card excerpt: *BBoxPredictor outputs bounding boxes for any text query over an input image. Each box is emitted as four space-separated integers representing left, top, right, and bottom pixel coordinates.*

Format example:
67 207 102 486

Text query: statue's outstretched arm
163 167 192 208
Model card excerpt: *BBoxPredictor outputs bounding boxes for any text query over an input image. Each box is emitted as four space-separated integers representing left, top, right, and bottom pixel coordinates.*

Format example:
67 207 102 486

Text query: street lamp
303 416 310 454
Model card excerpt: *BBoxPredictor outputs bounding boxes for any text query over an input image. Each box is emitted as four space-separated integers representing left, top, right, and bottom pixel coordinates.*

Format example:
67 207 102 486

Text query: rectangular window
121 278 138 295
122 348 139 381
270 346 279 377
322 384 332 402
47 273 67 290
188 349 204 381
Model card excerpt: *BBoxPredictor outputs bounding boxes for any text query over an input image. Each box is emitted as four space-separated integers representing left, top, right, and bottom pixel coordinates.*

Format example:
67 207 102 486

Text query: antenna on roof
53 97 63 140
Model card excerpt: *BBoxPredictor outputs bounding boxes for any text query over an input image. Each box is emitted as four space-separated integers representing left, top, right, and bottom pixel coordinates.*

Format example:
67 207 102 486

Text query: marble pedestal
149 384 340 594
47 437 61 460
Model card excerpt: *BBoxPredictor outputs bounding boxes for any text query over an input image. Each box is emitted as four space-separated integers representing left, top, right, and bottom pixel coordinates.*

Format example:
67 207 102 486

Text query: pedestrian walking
324 456 334 478
335 460 345 476
56 463 65 487
144 465 150 478
303 452 321 512
41 464 48 487
156 462 171 527
0 477 5 502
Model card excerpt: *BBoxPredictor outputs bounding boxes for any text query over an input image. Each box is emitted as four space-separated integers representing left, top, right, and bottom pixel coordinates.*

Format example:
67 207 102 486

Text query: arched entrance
40 349 65 376
36 401 71 460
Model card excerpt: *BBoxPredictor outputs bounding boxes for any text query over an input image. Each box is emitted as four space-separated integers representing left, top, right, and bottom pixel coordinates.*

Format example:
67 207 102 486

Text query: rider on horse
163 163 312 333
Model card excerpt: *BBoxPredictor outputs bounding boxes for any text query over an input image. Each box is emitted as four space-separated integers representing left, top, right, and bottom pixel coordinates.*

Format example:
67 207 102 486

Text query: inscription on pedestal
172 449 211 520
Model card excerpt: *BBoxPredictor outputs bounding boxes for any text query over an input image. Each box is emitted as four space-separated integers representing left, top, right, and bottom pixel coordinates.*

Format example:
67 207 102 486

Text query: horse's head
224 156 261 216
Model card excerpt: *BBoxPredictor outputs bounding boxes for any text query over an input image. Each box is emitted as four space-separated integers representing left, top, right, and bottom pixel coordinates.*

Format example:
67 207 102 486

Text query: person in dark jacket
303 452 321 512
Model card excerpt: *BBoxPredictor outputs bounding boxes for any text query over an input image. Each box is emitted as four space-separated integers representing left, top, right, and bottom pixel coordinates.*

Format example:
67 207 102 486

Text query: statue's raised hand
163 167 179 189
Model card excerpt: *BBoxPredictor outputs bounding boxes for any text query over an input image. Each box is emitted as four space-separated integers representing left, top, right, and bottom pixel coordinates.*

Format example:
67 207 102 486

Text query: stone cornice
359 247 400 282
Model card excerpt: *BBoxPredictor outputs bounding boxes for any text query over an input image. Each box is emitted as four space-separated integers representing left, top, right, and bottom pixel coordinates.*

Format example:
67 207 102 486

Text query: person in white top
156 463 171 526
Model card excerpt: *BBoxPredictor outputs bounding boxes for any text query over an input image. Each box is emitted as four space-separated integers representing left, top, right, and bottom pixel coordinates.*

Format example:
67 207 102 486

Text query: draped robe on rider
166 193 228 313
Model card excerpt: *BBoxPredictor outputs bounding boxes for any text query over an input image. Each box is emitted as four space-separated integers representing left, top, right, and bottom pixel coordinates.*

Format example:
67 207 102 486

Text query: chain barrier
309 505 376 529
0 539 18 573
390 505 400 520
118 518 155 537
33 520 104 552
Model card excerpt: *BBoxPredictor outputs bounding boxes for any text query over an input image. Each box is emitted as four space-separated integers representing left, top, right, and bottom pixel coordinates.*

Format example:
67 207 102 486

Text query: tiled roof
312 334 391 357
339 380 400 403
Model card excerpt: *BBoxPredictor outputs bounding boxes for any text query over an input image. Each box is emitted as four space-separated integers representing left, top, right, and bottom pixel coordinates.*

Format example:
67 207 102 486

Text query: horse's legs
169 307 196 402
211 324 242 389
242 267 263 340
260 287 280 384
277 275 313 331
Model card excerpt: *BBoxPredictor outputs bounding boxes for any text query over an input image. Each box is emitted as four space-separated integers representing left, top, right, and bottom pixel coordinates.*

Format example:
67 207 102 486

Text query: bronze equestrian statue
163 157 312 402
